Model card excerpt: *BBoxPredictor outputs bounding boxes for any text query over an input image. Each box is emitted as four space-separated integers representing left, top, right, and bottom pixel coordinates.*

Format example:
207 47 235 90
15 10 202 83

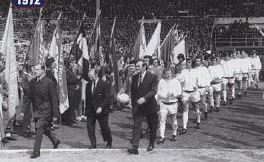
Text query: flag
146 21 161 57
68 14 89 102
172 38 186 64
160 25 177 66
30 17 45 65
76 22 89 81
131 17 147 60
89 10 102 65
49 13 69 114
1 5 19 118
109 17 119 93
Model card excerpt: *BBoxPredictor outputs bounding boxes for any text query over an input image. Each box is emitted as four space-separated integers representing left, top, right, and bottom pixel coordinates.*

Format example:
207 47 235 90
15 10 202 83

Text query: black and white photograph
0 0 264 161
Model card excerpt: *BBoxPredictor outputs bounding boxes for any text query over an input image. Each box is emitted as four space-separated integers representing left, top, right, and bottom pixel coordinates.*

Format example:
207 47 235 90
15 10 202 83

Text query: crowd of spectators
213 19 251 38
0 12 214 65
1 0 264 19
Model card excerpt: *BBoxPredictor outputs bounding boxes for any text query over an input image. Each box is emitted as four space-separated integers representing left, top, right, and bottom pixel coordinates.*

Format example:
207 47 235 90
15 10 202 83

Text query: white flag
1 6 19 118
146 21 161 57
172 39 186 64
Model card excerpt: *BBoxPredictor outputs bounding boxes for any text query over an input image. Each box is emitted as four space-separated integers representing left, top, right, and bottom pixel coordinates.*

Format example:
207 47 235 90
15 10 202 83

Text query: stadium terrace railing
214 37 264 48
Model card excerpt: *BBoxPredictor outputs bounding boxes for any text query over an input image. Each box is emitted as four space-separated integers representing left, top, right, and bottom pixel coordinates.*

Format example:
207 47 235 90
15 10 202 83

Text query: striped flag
131 17 146 60
1 5 19 118
146 21 161 57
49 13 69 114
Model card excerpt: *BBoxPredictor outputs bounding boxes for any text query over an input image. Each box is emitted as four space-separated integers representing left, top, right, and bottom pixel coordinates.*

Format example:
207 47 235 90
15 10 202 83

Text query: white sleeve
157 80 166 99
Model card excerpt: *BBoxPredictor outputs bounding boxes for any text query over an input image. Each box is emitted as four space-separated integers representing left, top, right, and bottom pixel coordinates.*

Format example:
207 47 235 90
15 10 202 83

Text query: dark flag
89 10 102 65
160 24 177 66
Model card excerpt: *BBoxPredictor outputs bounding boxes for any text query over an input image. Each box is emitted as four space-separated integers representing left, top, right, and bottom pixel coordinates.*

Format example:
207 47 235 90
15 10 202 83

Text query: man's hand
96 107 103 114
136 97 146 105
20 112 24 118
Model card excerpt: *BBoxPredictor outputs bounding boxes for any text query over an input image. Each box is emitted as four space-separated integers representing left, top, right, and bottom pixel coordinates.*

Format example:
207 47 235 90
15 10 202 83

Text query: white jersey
221 60 235 77
178 68 198 92
194 66 211 87
251 56 262 70
232 58 242 76
208 64 224 82
157 78 182 103
240 57 252 73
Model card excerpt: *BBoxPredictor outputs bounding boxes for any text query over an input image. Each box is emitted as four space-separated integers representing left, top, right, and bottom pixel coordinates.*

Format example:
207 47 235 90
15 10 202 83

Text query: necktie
138 74 142 88
92 81 95 93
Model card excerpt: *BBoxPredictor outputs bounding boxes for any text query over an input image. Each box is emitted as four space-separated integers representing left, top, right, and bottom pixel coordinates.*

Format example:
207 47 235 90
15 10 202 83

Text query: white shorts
210 83 222 92
223 77 235 84
198 87 208 96
182 91 200 103
159 101 178 114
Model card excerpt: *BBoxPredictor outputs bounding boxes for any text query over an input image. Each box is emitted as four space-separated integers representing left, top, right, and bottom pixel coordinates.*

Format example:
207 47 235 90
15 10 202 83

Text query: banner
131 17 146 60
89 10 102 65
30 18 45 65
49 13 69 114
1 5 19 118
146 21 161 57
172 38 186 64
160 25 176 66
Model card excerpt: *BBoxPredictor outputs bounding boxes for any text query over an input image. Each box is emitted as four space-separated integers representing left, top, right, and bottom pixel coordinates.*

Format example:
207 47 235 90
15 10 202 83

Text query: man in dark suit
85 68 112 149
128 60 159 154
29 64 60 158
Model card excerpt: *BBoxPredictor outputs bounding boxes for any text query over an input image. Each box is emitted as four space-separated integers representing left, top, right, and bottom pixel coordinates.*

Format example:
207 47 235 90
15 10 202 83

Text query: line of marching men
153 50 262 144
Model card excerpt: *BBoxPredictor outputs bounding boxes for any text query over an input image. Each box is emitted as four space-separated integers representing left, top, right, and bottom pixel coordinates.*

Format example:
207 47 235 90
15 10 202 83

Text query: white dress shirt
157 78 182 103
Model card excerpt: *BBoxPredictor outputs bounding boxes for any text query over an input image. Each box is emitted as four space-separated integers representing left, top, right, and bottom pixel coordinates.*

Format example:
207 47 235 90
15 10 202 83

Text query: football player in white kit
194 57 211 120
208 56 224 112
250 50 262 89
240 51 252 96
178 58 200 134
232 51 243 98
221 52 236 104
156 68 182 143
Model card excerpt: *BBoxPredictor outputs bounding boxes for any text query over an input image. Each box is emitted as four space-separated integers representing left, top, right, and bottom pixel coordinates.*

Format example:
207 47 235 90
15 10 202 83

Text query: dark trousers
132 112 158 148
22 102 32 131
33 118 59 151
86 114 112 147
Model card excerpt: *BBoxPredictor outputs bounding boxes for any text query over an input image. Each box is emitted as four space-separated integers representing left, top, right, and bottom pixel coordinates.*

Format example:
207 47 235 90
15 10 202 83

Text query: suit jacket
29 76 59 119
66 67 81 96
85 79 111 116
131 71 159 115
46 69 57 86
